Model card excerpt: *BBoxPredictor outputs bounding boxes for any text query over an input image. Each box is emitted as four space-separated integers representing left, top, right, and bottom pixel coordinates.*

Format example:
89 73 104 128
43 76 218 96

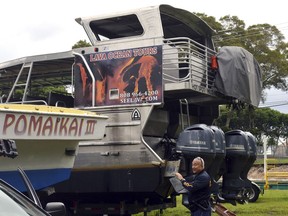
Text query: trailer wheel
247 183 260 202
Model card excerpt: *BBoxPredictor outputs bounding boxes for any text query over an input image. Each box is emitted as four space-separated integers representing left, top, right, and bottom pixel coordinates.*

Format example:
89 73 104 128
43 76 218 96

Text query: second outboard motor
241 132 257 188
207 126 226 196
221 130 250 204
176 124 216 175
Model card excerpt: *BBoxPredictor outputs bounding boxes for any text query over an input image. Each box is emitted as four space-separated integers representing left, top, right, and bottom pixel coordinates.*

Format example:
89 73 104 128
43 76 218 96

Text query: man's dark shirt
181 170 211 210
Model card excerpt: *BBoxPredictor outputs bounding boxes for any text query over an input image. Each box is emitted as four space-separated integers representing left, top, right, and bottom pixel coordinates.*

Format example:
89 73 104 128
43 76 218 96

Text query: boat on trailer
0 104 107 191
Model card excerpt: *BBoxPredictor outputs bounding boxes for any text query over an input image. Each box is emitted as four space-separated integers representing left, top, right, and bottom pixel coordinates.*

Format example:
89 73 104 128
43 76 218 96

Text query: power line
213 32 264 42
259 101 288 108
212 23 288 41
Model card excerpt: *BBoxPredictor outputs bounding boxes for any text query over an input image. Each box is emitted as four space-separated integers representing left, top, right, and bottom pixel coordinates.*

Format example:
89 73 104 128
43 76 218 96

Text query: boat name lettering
2 113 97 137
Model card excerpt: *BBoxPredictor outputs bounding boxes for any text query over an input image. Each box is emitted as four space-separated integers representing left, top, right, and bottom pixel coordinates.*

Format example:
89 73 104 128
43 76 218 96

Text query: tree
72 40 91 49
245 24 288 91
214 106 288 155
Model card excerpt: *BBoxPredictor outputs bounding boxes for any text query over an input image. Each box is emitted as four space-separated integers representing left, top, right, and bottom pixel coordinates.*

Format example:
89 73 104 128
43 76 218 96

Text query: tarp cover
214 46 262 106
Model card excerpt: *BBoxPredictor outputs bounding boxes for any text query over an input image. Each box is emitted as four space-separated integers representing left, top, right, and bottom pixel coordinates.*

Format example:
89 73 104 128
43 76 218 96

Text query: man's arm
178 173 210 193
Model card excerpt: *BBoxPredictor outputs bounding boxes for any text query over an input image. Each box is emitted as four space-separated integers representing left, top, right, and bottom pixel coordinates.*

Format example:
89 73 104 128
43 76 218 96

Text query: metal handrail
163 37 217 89
73 52 96 107
8 100 48 105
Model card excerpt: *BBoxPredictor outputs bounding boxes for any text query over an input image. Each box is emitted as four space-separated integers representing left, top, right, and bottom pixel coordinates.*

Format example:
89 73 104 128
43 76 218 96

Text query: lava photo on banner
73 46 163 107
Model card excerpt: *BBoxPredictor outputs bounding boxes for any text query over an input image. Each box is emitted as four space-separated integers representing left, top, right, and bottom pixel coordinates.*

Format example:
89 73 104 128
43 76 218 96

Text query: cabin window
89 14 144 40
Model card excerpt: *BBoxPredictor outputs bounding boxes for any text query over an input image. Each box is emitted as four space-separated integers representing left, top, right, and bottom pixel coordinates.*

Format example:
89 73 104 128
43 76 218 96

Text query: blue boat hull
0 168 71 192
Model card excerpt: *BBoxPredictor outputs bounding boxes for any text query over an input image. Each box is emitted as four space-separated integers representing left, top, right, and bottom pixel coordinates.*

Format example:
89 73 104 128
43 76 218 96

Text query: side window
89 14 144 40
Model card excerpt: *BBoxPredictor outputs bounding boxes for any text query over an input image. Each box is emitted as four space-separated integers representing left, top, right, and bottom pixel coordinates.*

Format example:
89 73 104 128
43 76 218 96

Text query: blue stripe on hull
0 168 71 192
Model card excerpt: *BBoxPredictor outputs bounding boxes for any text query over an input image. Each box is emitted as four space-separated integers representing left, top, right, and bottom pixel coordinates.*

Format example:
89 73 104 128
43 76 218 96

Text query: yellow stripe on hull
0 104 107 118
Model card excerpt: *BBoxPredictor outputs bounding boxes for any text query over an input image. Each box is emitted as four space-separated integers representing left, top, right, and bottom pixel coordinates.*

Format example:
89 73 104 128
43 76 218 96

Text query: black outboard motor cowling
207 126 226 195
241 132 257 188
176 124 216 175
221 130 250 203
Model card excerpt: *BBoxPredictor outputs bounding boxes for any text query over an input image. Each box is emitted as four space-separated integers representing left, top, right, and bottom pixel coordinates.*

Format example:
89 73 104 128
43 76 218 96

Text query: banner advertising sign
74 46 163 107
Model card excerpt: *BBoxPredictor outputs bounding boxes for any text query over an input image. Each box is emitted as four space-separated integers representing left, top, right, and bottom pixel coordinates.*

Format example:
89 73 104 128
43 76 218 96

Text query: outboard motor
221 130 250 204
176 124 216 176
241 132 257 188
207 126 226 196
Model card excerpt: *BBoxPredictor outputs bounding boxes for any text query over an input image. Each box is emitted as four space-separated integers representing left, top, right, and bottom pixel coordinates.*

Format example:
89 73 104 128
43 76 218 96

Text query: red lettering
68 118 78 136
42 117 53 136
54 117 60 135
15 115 27 135
3 114 15 134
85 120 97 135
78 119 83 136
59 118 69 136
2 114 98 138
28 116 43 136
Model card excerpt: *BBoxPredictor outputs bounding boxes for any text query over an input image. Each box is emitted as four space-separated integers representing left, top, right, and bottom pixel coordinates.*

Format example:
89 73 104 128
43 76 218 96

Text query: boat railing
73 52 96 107
5 99 48 105
162 37 217 90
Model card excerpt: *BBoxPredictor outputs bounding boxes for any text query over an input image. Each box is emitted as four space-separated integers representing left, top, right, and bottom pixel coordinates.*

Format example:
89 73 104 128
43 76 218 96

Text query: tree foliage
30 85 67 97
72 40 91 49
214 106 288 154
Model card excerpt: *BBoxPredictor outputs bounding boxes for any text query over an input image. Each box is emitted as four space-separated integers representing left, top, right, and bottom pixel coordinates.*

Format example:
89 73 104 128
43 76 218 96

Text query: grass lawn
220 190 288 216
133 190 288 216
254 157 288 165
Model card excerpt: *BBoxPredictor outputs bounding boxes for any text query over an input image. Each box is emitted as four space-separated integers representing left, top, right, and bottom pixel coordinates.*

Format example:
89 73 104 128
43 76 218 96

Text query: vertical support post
264 141 269 189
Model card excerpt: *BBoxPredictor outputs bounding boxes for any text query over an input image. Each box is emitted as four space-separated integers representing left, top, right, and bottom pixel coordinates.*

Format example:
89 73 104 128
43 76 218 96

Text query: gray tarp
214 46 262 106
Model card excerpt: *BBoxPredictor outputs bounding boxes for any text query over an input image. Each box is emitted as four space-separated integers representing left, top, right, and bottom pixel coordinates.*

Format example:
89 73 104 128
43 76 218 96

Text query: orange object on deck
211 55 218 70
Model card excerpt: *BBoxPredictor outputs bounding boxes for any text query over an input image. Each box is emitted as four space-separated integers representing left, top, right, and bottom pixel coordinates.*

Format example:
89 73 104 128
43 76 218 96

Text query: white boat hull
0 104 107 191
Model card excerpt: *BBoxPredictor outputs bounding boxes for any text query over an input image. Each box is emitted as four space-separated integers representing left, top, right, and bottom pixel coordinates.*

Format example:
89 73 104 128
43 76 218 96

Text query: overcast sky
1 0 288 112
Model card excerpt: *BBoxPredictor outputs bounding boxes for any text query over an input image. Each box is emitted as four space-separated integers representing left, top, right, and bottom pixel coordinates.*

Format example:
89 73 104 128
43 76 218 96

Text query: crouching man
175 157 211 216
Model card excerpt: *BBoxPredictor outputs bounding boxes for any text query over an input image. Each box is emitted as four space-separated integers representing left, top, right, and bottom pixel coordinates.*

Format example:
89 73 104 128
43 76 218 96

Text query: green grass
254 157 288 165
133 190 288 216
221 190 288 216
